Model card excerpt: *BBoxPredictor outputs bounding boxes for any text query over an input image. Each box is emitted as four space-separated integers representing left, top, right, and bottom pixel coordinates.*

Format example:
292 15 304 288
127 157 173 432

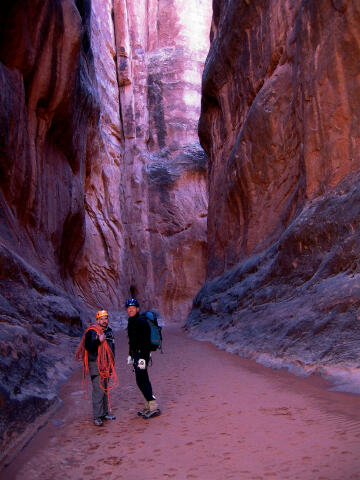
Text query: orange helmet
96 310 108 319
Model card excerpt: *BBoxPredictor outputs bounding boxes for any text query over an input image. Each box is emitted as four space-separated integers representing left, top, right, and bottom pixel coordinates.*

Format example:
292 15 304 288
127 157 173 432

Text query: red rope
75 325 118 409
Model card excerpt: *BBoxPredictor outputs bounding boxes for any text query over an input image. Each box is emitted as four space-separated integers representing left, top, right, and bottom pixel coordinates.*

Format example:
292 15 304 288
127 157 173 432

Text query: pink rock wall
187 0 360 388
200 0 360 278
71 0 127 309
112 0 212 320
0 1 86 280
0 0 98 462
62 0 212 322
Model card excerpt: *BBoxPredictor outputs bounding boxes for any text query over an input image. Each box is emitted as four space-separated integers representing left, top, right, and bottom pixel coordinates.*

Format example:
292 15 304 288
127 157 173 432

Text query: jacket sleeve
127 324 134 357
137 316 151 354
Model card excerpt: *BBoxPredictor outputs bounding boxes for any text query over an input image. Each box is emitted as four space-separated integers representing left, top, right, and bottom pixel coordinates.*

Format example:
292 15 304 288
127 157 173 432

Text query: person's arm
138 317 151 354
127 324 134 357
85 329 100 354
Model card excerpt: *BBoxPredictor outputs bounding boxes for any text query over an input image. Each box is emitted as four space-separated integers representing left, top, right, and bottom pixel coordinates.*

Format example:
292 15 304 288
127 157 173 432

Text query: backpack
144 311 163 352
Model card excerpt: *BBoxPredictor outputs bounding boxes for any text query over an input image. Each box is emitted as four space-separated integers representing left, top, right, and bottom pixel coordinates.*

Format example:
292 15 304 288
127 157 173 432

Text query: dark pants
134 362 154 402
89 361 108 419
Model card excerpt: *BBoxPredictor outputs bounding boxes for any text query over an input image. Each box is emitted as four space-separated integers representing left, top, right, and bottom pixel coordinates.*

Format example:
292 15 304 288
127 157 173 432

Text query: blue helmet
125 298 139 308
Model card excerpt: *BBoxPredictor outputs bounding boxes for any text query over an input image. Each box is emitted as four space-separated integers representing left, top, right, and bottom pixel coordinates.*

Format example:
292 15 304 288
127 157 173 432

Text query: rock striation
71 0 126 309
187 0 360 391
114 0 211 321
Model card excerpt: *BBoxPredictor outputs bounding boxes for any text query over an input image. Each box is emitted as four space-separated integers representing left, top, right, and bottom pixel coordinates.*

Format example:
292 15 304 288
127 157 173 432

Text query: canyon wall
71 0 127 309
0 0 211 464
0 0 99 462
187 0 360 391
70 0 212 321
114 0 211 320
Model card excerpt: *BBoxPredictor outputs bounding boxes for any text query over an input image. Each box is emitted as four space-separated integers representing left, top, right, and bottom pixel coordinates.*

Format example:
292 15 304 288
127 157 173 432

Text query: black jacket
127 313 151 360
85 326 115 362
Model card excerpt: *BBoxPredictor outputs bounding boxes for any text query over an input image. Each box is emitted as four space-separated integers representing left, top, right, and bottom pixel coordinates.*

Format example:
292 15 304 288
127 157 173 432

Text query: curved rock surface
187 0 360 391
0 0 95 461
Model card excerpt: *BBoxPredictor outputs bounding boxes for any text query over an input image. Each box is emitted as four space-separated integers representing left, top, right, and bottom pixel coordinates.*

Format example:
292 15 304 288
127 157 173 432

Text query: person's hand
127 355 132 365
99 334 105 343
137 359 146 370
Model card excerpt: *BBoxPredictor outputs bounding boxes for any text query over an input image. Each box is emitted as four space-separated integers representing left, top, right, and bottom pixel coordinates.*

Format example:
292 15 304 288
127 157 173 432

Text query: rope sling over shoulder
75 325 118 406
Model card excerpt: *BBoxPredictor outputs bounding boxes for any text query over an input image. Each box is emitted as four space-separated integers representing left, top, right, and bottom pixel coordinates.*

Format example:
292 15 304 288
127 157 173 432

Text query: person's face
96 314 109 329
127 306 139 317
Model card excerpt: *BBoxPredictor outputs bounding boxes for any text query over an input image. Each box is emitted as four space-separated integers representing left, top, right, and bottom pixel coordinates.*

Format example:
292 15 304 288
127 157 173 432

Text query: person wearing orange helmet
76 309 117 426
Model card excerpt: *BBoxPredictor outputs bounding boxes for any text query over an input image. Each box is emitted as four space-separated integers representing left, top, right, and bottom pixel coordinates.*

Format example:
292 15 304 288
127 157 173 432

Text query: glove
137 358 146 370
127 355 133 365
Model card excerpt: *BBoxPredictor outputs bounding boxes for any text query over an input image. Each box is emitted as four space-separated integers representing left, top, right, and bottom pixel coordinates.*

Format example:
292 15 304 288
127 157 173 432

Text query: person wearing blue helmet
125 298 161 418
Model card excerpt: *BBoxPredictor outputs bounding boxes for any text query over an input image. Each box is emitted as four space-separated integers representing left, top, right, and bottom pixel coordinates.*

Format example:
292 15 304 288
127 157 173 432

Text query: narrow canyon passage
2 327 360 480
2 2 360 476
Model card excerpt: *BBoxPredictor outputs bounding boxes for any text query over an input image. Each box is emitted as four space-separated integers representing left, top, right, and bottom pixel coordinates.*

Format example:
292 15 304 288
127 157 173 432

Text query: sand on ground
1 326 360 480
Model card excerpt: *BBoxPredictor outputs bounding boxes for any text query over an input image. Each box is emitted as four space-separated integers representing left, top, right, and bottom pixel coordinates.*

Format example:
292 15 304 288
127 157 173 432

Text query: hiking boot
103 414 116 420
93 418 103 426
137 401 150 417
142 400 161 419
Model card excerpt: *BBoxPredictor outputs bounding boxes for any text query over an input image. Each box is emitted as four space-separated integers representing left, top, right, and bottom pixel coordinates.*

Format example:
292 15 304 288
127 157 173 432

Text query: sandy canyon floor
1 326 360 480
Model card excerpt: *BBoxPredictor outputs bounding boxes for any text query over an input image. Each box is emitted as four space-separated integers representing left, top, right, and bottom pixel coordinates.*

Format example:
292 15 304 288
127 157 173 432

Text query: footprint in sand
83 465 95 473
103 456 122 466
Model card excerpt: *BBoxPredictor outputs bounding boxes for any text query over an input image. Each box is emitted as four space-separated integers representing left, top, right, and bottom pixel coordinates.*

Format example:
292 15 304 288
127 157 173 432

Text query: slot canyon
1 0 360 474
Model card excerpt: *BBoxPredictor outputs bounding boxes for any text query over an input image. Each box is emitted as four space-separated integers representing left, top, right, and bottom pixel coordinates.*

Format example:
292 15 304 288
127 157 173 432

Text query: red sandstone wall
187 0 360 387
113 0 212 321
71 0 127 309
0 0 99 462
200 0 360 278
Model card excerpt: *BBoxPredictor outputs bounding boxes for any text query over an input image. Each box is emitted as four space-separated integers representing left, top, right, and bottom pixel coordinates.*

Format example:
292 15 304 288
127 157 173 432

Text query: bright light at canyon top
178 0 212 109
177 0 212 54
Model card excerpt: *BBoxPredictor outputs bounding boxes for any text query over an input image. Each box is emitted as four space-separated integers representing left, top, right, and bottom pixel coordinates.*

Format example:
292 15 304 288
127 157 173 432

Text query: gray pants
89 361 108 419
